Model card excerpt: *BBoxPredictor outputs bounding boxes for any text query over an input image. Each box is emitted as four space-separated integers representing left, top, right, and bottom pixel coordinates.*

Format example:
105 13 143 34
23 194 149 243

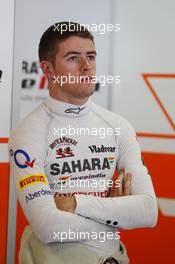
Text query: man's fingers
110 169 124 197
109 169 132 197
117 169 125 196
123 173 132 196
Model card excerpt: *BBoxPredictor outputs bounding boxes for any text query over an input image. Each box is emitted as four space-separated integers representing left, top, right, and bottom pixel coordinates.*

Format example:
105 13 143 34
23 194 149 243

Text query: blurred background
0 0 175 263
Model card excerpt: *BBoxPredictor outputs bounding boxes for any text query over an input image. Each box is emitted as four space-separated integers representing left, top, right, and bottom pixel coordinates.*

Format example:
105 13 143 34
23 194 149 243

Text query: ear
40 60 55 81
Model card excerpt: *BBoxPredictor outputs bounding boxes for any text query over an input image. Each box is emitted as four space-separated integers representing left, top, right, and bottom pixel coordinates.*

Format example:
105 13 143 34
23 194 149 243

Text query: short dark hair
39 21 94 64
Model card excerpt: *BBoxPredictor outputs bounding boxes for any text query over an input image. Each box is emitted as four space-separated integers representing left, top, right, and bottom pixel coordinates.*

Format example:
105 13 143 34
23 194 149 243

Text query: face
47 36 97 100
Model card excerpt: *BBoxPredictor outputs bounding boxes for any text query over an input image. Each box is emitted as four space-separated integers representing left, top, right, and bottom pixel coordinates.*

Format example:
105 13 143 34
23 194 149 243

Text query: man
9 22 158 264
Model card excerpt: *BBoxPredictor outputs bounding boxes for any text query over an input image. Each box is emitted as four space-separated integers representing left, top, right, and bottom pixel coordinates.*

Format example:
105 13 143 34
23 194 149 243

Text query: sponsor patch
50 157 111 176
89 145 116 153
18 174 47 190
56 147 74 158
54 191 108 197
65 106 86 114
107 156 115 164
13 149 35 169
49 137 78 149
25 188 53 204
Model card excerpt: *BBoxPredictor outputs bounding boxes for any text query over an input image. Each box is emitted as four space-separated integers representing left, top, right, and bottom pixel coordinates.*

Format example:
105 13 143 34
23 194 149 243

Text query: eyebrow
63 51 97 58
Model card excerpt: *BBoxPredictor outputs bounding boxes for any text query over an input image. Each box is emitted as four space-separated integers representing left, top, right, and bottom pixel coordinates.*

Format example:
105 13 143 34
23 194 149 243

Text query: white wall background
112 0 175 153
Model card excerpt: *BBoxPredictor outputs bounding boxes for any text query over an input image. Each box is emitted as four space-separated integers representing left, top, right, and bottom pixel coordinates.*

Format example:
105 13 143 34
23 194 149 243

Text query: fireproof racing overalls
9 96 158 264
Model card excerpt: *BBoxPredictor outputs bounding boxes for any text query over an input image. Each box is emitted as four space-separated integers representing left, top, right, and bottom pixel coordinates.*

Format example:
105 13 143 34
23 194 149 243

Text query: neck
49 83 89 106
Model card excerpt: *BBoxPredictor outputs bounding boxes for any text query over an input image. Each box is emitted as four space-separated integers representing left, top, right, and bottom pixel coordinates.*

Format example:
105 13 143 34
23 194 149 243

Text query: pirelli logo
18 174 47 190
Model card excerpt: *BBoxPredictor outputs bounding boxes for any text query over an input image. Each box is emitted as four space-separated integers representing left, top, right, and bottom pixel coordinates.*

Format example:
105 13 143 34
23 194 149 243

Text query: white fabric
9 95 158 258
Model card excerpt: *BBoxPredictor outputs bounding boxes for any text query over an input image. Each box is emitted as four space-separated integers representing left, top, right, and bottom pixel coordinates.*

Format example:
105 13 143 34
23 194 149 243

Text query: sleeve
8 116 110 244
74 119 158 229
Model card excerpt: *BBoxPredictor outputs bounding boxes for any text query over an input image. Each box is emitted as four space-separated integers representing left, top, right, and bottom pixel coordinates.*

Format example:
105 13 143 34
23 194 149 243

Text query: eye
87 55 96 61
68 56 79 62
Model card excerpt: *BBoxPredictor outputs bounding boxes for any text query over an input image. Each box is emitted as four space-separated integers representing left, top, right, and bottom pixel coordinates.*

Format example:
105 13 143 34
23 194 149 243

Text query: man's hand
54 169 131 212
54 195 77 213
109 169 132 197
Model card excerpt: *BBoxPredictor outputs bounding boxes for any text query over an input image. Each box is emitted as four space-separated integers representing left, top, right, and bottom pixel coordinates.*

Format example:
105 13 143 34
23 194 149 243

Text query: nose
79 56 91 73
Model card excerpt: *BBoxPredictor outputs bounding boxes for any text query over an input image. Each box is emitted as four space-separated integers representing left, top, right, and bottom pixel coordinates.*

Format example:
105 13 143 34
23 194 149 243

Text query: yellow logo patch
18 174 47 190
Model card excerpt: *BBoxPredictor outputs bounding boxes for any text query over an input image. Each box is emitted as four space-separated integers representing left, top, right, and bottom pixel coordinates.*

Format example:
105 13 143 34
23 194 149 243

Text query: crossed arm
54 169 132 213
55 121 158 230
